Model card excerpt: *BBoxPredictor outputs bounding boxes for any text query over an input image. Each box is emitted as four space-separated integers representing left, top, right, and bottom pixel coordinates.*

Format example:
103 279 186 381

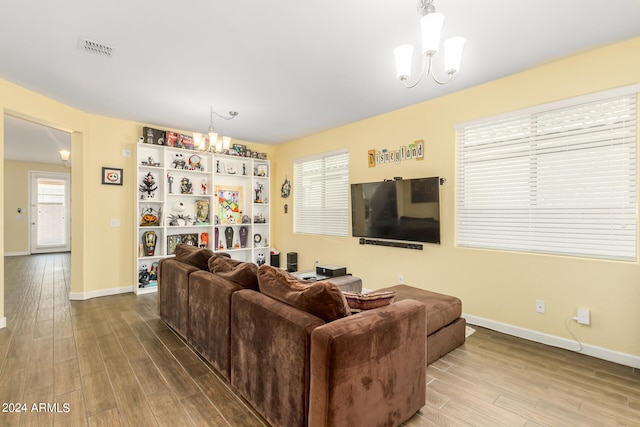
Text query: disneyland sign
368 140 424 167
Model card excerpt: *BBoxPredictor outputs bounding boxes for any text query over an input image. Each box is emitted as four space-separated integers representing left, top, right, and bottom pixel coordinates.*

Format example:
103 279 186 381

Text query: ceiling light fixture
394 0 465 88
193 107 238 153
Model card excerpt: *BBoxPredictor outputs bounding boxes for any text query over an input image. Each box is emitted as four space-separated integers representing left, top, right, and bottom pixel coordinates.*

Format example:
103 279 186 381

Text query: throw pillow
174 244 214 270
208 255 259 290
343 291 396 312
257 265 351 322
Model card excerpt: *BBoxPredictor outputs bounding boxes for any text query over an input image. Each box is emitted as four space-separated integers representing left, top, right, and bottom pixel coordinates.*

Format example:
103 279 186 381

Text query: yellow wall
272 37 640 358
0 79 272 309
3 160 69 254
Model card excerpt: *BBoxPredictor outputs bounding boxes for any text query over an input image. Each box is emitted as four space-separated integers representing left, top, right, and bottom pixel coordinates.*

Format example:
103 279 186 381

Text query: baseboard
0 317 6 329
463 313 640 369
4 251 29 257
69 285 134 301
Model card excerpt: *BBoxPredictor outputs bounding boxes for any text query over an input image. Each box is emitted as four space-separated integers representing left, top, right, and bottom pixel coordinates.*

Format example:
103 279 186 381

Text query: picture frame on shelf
102 167 123 185
181 233 198 246
216 185 242 224
167 235 181 255
195 199 210 224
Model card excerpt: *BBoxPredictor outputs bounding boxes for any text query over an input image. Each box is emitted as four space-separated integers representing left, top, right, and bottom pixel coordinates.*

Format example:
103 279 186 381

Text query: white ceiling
2 0 640 164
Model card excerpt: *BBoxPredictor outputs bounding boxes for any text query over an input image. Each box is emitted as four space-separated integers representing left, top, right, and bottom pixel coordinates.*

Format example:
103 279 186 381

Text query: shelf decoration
180 177 193 194
140 206 160 226
167 235 181 255
217 186 242 224
195 199 210 224
139 171 158 199
142 231 157 256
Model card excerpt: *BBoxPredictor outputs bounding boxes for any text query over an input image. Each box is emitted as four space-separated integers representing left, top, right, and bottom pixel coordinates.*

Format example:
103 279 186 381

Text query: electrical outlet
398 274 404 284
577 309 591 325
536 300 545 314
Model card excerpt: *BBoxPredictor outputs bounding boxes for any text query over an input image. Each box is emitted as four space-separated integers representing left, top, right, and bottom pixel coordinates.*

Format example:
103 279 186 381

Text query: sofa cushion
258 265 351 322
208 255 259 291
343 291 395 312
174 244 214 270
377 284 462 336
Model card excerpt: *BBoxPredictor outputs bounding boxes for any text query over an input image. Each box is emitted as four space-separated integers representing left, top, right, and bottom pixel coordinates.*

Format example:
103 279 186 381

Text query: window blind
456 90 638 261
293 149 349 237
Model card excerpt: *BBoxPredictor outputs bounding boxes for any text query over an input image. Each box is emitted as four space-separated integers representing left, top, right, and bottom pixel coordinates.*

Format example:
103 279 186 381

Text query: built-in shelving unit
135 139 270 294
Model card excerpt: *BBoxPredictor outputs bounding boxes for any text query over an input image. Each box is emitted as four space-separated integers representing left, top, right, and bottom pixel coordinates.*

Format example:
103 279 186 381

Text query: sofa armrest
309 299 426 427
157 258 199 339
231 290 326 427
188 270 243 380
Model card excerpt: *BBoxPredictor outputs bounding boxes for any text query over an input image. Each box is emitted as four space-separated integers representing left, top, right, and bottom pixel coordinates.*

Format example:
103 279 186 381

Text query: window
294 149 349 236
456 87 638 261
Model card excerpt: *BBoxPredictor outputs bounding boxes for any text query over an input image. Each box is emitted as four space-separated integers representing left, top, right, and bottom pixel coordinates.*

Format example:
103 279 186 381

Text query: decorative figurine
180 177 193 194
149 262 158 283
188 155 202 171
256 252 265 266
255 183 263 203
225 227 234 250
138 265 150 287
140 207 159 226
242 163 247 176
168 201 192 226
239 226 248 248
200 232 209 248
141 156 160 167
139 172 158 200
215 228 219 249
201 179 207 195
142 231 157 256
167 172 174 193
172 153 187 169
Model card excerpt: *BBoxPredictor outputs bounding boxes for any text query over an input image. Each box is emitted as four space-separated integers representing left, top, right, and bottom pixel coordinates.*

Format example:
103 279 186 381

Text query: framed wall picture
102 167 123 185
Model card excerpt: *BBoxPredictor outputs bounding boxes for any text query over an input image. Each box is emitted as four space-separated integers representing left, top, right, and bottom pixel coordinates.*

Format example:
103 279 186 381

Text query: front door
30 172 71 253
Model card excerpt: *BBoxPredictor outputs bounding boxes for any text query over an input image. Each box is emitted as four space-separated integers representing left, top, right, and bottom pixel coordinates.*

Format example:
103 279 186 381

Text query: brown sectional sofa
377 284 466 365
158 245 426 427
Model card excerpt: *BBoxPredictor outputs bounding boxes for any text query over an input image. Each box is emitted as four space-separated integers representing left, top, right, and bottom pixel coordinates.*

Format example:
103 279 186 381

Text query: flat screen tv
351 177 440 244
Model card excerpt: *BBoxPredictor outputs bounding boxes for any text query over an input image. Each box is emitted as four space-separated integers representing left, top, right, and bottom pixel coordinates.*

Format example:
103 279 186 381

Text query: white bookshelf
135 140 270 294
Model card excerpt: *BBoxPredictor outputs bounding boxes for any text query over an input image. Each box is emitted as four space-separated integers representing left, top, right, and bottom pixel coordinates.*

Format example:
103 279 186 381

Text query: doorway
29 172 71 253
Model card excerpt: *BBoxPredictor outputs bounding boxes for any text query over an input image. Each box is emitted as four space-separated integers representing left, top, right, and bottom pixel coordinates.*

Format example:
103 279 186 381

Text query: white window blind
294 149 349 237
456 89 638 261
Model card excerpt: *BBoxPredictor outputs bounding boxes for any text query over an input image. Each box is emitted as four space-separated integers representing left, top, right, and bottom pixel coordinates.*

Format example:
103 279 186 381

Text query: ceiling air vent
78 37 115 58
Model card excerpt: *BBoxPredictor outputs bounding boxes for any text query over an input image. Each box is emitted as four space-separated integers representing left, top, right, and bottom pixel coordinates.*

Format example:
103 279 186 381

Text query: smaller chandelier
394 0 465 88
193 107 238 152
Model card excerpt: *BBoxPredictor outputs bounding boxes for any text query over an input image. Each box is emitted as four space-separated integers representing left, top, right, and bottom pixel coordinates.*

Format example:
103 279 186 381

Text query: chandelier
193 107 238 152
394 0 465 88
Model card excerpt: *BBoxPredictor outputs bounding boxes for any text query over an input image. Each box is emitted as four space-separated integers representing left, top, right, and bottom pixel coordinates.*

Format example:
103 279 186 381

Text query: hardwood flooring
1 253 639 426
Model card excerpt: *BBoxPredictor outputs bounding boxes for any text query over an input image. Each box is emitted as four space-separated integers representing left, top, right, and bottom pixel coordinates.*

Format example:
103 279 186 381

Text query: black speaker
286 252 298 272
270 253 280 268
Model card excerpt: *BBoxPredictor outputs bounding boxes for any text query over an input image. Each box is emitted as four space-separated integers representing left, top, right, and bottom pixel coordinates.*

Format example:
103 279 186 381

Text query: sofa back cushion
257 265 350 322
208 255 259 291
174 244 214 270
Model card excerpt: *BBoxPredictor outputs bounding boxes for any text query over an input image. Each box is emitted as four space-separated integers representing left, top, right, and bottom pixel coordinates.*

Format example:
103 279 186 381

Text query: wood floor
1 254 639 426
